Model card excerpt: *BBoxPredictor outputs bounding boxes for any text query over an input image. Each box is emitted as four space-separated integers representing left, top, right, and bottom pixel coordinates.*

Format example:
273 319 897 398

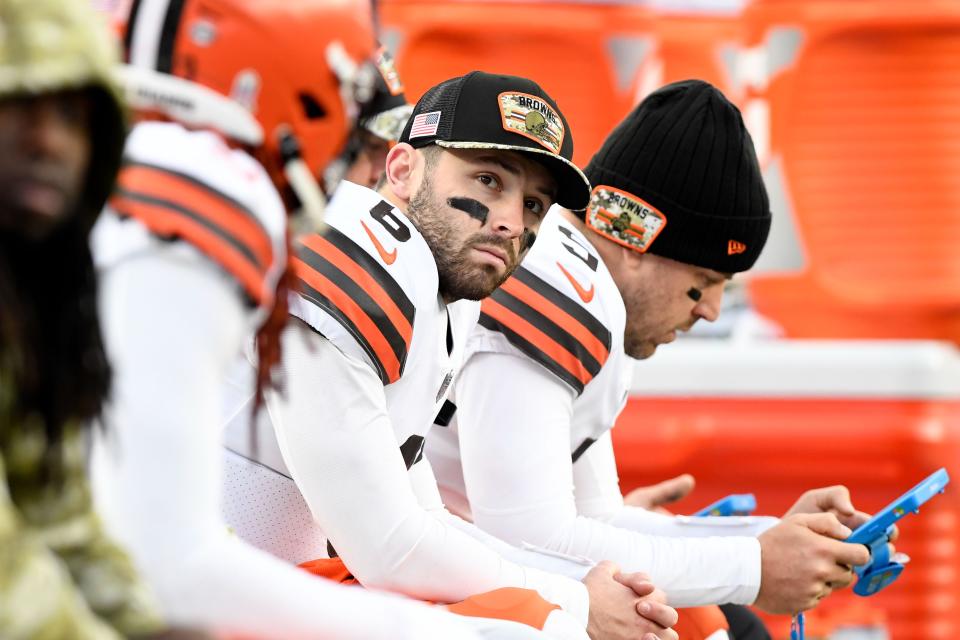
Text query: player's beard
620 275 680 360
407 174 518 302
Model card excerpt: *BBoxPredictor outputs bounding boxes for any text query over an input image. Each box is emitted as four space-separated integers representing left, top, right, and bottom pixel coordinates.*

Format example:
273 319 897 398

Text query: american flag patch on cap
409 111 441 138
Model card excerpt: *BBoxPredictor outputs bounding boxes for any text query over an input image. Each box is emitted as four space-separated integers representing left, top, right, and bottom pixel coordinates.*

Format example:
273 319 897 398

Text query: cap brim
362 104 414 143
435 140 590 211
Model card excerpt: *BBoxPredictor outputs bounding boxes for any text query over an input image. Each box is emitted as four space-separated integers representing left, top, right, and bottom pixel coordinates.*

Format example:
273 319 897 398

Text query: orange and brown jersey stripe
294 228 415 385
109 160 275 306
479 267 611 395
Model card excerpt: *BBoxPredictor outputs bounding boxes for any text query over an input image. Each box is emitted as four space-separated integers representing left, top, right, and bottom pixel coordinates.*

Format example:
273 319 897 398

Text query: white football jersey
91 124 487 639
219 185 595 626
290 180 456 465
432 207 633 475
221 181 465 560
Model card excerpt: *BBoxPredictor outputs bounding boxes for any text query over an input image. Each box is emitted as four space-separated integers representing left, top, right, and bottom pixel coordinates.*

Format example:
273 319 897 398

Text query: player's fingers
648 587 669 606
825 562 857 589
794 512 853 541
644 629 680 640
637 600 679 629
888 524 900 543
615 571 655 598
651 474 696 507
641 625 679 640
819 485 856 517
839 510 871 530
591 560 620 578
830 539 871 568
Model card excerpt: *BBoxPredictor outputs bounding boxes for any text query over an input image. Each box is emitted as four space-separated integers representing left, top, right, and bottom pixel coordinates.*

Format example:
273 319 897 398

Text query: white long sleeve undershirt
455 351 779 607
92 246 480 639
262 321 591 630
573 432 777 540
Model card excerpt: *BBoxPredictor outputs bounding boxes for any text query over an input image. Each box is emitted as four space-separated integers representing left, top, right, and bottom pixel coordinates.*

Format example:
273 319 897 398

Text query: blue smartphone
846 467 949 596
692 493 757 517
846 468 950 546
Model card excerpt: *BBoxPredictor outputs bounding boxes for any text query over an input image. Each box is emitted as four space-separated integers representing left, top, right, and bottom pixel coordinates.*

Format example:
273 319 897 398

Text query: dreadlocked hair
0 217 112 451
252 227 297 413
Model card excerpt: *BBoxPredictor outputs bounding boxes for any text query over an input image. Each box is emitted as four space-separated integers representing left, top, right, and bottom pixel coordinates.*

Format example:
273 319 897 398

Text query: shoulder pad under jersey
291 182 439 385
107 121 287 309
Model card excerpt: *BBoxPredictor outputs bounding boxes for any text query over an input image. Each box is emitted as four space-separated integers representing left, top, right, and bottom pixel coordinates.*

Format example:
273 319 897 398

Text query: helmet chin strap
326 41 376 125
278 128 328 236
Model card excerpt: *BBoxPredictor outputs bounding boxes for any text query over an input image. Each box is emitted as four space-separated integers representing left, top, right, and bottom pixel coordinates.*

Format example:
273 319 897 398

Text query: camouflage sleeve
3 424 163 638
0 450 122 640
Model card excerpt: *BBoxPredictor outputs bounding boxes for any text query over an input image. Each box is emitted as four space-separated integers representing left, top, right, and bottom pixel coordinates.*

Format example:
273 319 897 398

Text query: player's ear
619 243 648 276
384 143 419 203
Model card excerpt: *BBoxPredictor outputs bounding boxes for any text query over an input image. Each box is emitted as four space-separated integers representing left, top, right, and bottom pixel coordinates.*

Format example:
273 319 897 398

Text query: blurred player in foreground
0 0 165 636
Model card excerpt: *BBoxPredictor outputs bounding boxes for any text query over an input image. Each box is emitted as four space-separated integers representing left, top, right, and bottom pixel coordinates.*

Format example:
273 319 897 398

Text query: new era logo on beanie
583 79 772 273
399 71 590 210
728 239 747 255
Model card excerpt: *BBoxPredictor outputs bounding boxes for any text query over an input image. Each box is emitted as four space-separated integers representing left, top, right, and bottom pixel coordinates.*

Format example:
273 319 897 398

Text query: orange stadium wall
740 0 960 342
379 1 749 168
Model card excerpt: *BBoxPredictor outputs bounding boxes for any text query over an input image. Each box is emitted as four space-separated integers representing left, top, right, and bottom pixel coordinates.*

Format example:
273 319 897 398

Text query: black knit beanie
583 79 771 273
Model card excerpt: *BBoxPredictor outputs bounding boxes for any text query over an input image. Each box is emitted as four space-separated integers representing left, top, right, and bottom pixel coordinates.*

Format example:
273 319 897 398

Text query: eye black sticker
447 196 489 225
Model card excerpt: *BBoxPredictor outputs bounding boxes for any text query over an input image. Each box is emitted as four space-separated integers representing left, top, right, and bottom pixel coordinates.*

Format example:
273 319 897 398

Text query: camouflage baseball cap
0 0 127 228
399 71 590 210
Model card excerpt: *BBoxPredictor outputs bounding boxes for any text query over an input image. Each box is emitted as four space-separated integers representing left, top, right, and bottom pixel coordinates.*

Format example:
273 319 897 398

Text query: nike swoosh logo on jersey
557 261 595 303
361 220 397 265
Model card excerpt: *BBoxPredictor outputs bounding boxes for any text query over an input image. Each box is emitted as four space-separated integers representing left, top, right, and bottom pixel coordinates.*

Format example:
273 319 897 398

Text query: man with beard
427 80 874 639
222 71 680 640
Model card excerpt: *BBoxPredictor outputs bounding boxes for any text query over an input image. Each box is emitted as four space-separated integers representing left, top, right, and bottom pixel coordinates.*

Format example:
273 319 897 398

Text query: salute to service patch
585 185 667 254
498 91 565 155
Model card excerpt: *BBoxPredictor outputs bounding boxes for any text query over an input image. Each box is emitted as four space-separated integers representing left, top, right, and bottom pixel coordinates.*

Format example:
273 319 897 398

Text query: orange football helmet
114 0 377 214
